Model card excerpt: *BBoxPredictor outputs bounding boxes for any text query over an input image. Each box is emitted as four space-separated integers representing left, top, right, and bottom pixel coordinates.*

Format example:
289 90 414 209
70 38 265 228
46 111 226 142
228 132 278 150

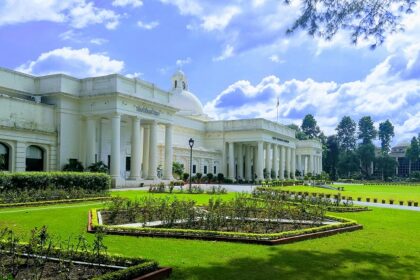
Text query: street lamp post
188 138 194 192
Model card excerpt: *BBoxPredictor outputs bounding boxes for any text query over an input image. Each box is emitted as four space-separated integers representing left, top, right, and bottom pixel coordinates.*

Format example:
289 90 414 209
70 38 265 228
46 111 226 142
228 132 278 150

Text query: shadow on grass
173 248 417 280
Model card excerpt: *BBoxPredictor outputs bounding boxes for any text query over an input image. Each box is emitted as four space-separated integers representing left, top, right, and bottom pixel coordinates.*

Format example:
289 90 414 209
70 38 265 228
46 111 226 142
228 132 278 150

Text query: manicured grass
0 195 419 279
275 184 420 203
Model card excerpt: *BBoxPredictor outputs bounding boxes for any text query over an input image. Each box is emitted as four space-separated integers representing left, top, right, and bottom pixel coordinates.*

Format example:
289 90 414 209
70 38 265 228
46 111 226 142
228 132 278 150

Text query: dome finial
171 69 188 91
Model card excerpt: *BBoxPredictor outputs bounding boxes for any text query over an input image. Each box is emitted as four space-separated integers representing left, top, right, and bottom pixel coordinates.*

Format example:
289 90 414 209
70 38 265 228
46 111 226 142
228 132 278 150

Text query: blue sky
0 0 419 144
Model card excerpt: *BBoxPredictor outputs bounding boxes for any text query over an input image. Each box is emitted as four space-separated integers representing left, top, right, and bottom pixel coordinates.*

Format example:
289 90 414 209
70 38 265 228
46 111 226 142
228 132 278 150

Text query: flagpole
276 97 279 123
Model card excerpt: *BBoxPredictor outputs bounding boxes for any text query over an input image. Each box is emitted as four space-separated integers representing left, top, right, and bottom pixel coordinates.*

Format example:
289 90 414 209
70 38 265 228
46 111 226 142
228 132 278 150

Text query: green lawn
0 193 419 279
274 184 420 203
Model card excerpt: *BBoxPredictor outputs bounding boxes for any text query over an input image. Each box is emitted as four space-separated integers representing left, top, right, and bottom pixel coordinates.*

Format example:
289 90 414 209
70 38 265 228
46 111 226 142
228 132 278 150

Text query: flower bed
0 227 171 280
88 196 362 245
0 196 112 208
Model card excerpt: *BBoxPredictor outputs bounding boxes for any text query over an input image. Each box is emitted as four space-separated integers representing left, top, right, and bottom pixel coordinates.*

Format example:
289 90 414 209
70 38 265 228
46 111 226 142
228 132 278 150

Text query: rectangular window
214 166 217 174
204 166 208 174
193 164 196 174
107 155 111 169
126 157 131 171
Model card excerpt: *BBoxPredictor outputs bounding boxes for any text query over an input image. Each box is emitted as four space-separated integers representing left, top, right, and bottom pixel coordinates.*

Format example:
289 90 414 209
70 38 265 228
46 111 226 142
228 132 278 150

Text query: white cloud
125 72 143 79
69 2 120 30
137 20 159 30
176 57 192 67
16 47 124 78
0 0 120 29
204 44 420 142
269 55 284 63
90 38 108 45
200 6 241 31
112 0 143 8
213 45 234 61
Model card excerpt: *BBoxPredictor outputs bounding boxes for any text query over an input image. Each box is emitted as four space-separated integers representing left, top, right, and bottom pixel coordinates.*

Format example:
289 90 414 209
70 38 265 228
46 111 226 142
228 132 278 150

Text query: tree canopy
284 0 417 48
336 116 357 152
378 120 395 155
301 114 321 139
358 116 377 144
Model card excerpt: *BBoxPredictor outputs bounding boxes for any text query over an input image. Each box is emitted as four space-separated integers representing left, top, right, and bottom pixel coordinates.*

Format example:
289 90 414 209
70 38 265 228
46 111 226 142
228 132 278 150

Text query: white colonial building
0 67 322 186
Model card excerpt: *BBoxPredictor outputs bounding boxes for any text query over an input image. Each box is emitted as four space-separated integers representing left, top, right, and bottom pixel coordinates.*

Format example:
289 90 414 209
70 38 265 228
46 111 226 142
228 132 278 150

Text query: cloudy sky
0 0 419 144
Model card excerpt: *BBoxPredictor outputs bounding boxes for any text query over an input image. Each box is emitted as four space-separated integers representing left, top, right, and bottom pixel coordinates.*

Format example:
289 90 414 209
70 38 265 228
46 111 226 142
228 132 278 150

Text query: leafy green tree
287 124 308 140
378 120 395 155
336 116 357 152
358 116 377 144
284 0 416 48
172 162 184 179
358 143 376 178
337 150 359 178
324 135 339 180
301 114 320 139
375 155 397 181
406 136 420 175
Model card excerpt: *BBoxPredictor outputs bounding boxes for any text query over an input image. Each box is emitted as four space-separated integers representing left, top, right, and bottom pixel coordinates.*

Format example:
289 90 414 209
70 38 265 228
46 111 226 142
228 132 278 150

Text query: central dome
170 70 204 115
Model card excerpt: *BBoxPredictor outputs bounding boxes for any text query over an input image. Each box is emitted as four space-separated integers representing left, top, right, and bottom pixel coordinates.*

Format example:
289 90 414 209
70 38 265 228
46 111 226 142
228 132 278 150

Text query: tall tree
406 136 420 175
375 155 397 181
284 0 416 48
378 120 395 155
287 124 308 140
325 135 339 180
358 143 376 177
301 114 320 139
358 116 377 144
336 116 357 152
337 151 359 178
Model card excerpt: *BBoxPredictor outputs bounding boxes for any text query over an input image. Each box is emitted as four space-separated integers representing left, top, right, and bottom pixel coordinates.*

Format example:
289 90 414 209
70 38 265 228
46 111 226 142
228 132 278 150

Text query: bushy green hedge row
92 261 159 280
0 172 111 192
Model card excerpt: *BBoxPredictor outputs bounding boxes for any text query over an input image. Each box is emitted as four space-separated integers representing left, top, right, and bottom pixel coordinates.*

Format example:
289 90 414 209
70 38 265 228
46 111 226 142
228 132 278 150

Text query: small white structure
0 67 322 187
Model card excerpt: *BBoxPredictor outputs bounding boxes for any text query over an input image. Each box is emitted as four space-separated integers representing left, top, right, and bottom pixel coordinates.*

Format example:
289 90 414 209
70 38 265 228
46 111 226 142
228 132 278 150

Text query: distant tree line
288 114 419 181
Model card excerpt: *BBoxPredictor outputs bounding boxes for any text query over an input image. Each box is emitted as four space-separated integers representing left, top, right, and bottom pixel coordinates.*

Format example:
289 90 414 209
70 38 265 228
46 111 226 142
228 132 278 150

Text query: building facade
389 143 420 176
0 67 322 186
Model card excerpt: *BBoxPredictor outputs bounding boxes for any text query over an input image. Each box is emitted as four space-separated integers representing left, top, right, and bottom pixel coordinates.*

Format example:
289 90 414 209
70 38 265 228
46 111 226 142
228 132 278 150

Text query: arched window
174 80 178 89
182 81 186 90
0 143 9 171
26 145 44 171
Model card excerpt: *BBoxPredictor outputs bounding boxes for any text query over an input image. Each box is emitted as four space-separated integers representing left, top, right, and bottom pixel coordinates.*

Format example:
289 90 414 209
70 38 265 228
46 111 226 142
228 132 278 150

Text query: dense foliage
0 172 111 203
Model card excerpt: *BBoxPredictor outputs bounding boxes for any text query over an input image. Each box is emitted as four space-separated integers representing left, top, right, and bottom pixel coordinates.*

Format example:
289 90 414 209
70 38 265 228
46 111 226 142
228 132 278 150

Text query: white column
86 117 96 167
142 125 150 178
320 156 323 174
222 142 227 176
164 123 173 180
291 148 296 179
228 142 235 180
237 144 244 180
304 156 308 175
280 146 285 180
257 141 264 181
110 114 121 179
148 121 158 180
265 143 271 179
130 116 141 180
245 145 252 181
297 154 302 176
309 154 314 175
273 145 279 179
253 146 257 180
395 157 399 175
286 147 291 179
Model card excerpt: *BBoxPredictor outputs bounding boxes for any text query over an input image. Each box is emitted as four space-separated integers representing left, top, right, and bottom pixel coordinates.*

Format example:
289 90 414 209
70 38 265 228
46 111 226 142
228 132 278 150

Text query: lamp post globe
188 138 194 191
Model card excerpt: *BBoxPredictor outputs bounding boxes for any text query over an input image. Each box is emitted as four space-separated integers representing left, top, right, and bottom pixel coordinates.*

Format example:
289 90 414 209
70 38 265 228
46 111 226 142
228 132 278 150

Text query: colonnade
225 141 297 181
85 114 173 181
296 154 323 175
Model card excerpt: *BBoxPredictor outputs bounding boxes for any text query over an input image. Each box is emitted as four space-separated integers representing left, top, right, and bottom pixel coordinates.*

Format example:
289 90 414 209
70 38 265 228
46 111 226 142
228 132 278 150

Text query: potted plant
399 201 404 206
357 197 362 202
373 198 378 203
366 197 370 202
389 199 394 205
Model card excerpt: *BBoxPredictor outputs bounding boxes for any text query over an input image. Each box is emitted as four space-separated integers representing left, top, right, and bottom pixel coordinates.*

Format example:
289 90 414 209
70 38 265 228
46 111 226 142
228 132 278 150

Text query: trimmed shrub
0 172 111 192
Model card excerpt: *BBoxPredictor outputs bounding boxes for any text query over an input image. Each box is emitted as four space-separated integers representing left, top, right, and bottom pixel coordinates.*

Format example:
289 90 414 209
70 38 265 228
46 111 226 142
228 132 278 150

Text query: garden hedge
90 208 358 242
0 172 111 192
